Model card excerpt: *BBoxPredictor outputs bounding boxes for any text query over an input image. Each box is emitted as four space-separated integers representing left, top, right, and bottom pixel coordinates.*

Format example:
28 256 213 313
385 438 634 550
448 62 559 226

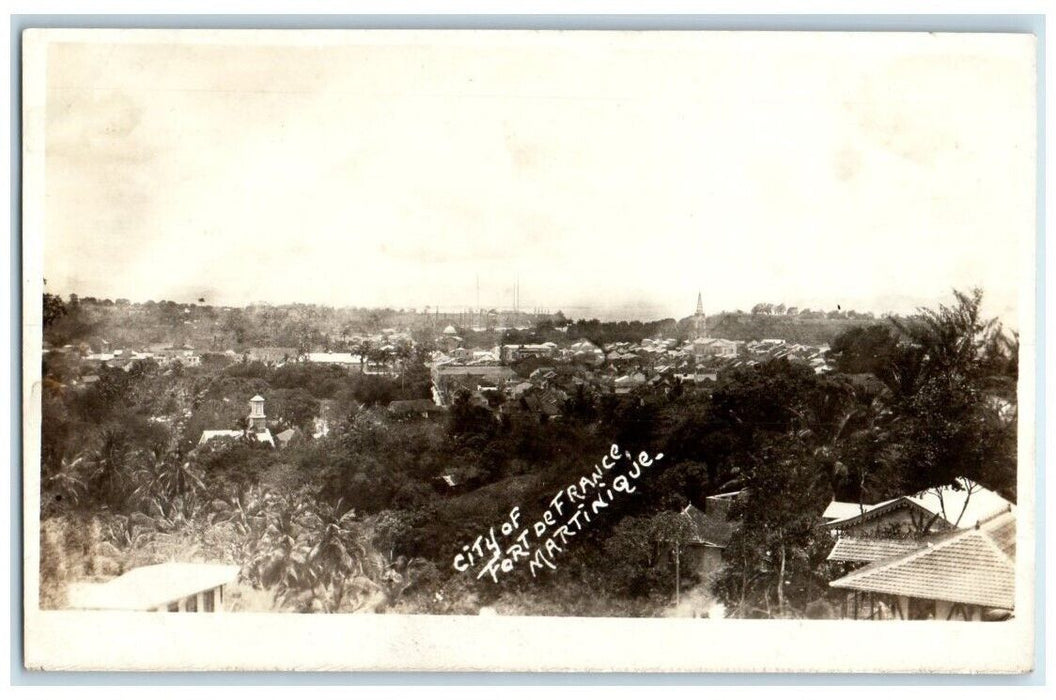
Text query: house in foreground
67 562 240 612
677 490 743 583
822 478 1015 621
828 509 1015 621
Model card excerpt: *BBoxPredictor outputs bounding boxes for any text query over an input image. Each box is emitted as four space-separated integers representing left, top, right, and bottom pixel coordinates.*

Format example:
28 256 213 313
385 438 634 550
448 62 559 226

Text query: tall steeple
694 292 707 338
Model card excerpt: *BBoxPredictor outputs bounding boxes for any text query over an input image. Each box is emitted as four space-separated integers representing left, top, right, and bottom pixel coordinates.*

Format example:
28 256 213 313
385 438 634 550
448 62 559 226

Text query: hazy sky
37 31 1035 322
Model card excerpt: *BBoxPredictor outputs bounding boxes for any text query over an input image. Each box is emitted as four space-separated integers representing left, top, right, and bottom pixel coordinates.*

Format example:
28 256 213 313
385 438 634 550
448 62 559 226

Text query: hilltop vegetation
708 313 875 345
42 293 881 354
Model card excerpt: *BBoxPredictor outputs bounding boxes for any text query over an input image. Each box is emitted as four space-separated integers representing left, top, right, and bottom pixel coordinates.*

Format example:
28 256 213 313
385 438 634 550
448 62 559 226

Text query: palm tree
304 501 381 612
790 373 894 505
155 457 206 504
244 492 305 604
129 445 206 514
239 493 382 612
42 452 89 515
85 428 134 510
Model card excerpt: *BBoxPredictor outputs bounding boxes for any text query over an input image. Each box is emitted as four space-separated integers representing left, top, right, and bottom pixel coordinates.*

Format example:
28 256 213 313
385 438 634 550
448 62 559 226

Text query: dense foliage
39 288 1017 617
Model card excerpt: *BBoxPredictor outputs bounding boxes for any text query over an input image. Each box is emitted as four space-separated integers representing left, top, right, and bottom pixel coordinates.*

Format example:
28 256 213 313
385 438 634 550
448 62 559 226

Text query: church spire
694 292 707 338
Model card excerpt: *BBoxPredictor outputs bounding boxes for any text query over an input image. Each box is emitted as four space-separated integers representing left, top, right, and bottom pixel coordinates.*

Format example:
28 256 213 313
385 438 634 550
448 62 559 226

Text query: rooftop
823 478 1013 532
829 511 1016 609
198 429 243 445
827 537 928 564
67 562 240 611
822 501 871 521
305 352 361 364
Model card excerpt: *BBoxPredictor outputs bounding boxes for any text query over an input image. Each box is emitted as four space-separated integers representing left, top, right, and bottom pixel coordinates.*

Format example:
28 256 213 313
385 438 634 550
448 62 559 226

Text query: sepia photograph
21 27 1038 672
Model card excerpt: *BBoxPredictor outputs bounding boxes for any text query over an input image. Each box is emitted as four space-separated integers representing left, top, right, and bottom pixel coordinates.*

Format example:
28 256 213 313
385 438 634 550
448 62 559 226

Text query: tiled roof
829 512 1016 609
988 516 1017 559
827 537 926 563
435 365 517 377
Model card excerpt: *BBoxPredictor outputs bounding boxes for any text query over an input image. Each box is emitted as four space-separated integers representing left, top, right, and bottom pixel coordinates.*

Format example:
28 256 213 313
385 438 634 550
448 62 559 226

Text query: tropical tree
302 500 384 612
84 427 135 510
891 288 999 384
825 288 1018 503
603 511 697 600
41 451 90 516
885 288 1018 500
716 436 834 618
355 339 372 372
147 451 206 505
242 492 386 613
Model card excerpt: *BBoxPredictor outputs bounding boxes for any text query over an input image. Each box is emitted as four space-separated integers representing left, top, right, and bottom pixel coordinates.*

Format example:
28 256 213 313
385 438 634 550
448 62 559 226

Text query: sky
35 30 1036 323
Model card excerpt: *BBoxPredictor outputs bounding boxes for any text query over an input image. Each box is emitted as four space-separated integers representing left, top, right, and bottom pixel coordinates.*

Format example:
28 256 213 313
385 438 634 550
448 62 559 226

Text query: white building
67 562 240 612
305 352 362 370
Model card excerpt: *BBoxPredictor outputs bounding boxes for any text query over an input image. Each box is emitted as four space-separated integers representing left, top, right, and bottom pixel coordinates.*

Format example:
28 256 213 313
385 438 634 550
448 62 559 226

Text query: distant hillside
706 313 877 345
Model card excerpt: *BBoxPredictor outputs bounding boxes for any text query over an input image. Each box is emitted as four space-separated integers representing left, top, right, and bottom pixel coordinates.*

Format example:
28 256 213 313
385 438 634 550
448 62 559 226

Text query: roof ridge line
830 524 999 586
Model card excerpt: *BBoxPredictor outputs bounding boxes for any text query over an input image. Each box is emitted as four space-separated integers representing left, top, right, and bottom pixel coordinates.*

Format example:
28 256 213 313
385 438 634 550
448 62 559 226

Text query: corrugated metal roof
829 512 1015 609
